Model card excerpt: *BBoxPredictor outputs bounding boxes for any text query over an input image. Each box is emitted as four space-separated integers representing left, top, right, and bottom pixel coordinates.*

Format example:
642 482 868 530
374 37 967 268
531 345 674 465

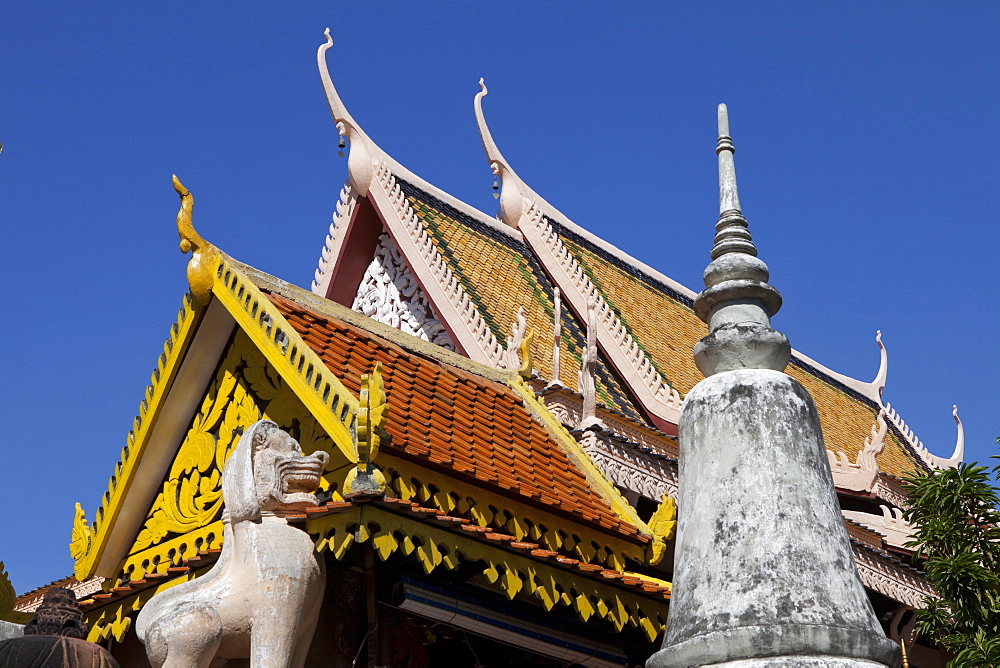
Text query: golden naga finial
345 362 388 494
173 175 219 304
69 502 94 581
646 494 677 566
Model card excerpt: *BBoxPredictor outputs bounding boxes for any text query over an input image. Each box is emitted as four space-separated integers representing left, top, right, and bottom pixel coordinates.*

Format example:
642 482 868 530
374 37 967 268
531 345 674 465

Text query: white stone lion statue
137 419 330 668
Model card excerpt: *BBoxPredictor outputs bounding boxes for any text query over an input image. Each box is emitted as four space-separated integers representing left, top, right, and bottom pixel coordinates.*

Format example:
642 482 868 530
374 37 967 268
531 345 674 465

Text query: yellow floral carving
0 562 30 624
345 363 388 494
70 503 94 580
646 495 677 566
128 331 337 562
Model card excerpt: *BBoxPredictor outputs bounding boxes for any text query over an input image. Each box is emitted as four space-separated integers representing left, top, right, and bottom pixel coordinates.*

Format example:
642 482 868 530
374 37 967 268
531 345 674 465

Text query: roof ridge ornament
692 104 790 376
872 330 888 396
173 175 219 305
950 404 965 463
318 30 375 195
474 78 530 228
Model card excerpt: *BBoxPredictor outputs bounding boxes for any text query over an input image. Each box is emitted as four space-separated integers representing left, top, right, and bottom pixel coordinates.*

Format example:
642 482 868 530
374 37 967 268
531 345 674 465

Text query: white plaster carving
578 297 604 430
883 401 964 470
370 159 506 367
551 287 562 383
312 180 358 297
843 506 915 550
137 420 329 667
577 430 678 501
870 332 963 471
501 306 529 371
851 545 933 610
351 233 456 350
827 407 887 493
13 577 105 613
872 476 909 510
541 387 678 458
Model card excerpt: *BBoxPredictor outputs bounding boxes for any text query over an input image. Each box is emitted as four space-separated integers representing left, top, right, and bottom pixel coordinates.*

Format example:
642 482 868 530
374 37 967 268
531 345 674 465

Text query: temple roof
266 287 646 542
398 179 649 426
309 34 953 479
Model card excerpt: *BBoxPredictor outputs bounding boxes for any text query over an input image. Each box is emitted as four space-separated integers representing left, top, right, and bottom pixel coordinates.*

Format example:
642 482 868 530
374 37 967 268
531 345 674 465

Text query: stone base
705 657 890 667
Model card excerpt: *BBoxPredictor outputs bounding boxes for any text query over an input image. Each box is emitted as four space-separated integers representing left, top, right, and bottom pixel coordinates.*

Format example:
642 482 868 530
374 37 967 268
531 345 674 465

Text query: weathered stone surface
705 657 890 667
136 420 329 668
0 635 120 667
0 620 23 641
648 370 899 667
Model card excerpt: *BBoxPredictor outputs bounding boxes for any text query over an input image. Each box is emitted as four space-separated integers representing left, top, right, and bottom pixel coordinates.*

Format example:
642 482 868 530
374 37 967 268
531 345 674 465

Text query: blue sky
2 4 997 593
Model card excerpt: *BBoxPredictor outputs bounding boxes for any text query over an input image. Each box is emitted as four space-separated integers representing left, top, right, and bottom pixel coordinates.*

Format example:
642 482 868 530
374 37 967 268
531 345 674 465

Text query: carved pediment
352 232 455 350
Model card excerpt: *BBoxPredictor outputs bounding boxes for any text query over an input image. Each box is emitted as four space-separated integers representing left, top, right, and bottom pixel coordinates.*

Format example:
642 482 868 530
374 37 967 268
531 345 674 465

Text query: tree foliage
901 444 1000 667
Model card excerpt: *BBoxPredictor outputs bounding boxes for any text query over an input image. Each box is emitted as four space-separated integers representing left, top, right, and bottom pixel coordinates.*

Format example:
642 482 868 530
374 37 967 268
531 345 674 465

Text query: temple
0 32 964 666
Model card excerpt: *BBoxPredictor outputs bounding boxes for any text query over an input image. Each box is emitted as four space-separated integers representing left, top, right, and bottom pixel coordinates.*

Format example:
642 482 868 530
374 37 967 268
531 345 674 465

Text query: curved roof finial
474 78 528 228
173 175 219 304
872 330 888 397
950 405 965 463
318 29 375 195
474 78 510 176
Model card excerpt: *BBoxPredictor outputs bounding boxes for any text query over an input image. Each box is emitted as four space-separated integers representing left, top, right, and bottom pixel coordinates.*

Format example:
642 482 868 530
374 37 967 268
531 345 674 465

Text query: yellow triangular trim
211 257 359 462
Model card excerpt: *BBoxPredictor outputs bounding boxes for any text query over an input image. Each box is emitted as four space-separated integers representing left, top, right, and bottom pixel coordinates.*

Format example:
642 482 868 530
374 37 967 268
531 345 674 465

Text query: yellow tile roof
389 178 924 478
399 179 648 424
555 223 925 478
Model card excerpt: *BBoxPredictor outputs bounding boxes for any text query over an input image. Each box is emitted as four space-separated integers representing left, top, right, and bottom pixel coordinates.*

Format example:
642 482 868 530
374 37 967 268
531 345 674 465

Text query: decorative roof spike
318 30 375 195
872 330 888 397
950 405 965 464
578 297 604 429
551 287 562 386
345 362 388 494
173 175 219 305
692 105 790 376
712 104 755 259
474 78 529 228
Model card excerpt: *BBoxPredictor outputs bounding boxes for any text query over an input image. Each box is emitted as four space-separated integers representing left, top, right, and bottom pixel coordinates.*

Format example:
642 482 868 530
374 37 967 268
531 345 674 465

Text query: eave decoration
344 362 389 494
306 502 669 641
646 495 677 567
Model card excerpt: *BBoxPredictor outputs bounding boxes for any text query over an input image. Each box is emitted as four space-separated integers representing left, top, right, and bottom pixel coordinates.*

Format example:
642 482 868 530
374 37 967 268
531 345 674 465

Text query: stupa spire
713 104 752 257
648 105 899 668
691 105 789 376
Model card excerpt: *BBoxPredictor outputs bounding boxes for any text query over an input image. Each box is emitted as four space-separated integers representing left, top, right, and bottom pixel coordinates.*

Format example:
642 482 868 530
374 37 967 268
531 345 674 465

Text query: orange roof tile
267 292 645 543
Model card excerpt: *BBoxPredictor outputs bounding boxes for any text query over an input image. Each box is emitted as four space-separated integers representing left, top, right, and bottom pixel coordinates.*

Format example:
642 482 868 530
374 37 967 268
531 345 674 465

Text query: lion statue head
222 419 330 523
